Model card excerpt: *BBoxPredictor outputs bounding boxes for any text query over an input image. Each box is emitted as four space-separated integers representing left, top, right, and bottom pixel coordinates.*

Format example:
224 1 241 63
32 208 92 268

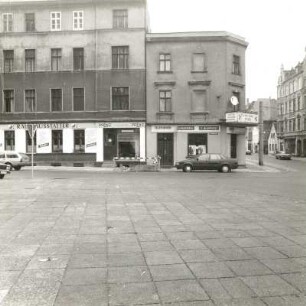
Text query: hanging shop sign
226 112 258 124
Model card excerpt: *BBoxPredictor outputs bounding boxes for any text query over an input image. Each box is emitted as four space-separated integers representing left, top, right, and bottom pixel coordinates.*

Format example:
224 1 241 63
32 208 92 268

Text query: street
0 159 306 306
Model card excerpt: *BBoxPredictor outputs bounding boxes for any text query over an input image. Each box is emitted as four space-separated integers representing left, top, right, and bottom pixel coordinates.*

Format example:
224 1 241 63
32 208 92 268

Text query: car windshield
19 153 29 158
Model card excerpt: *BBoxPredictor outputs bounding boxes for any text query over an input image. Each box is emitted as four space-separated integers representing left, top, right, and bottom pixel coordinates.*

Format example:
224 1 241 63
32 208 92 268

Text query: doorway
230 134 237 158
157 133 174 167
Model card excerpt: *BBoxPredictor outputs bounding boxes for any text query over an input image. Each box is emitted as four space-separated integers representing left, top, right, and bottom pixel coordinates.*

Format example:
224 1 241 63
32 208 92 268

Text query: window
188 134 207 156
232 55 240 75
297 117 301 131
25 49 35 72
73 48 84 70
51 89 62 111
112 46 129 69
51 48 62 71
159 53 171 72
192 53 206 72
73 11 83 30
52 130 63 152
3 13 13 32
74 130 85 153
191 90 207 112
25 89 36 112
26 132 36 153
3 90 14 112
50 12 61 31
113 9 128 28
232 91 240 111
297 96 301 110
3 50 14 73
73 88 84 111
25 13 35 31
5 131 15 150
112 87 129 110
159 90 172 112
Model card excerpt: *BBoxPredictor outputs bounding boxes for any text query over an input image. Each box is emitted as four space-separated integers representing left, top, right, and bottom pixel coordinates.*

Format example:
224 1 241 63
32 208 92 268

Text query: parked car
0 151 31 170
275 151 291 160
175 153 238 173
246 150 252 155
0 162 10 179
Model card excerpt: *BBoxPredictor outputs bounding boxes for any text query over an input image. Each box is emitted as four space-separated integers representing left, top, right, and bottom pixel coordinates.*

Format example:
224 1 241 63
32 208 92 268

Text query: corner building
146 32 249 167
0 0 147 164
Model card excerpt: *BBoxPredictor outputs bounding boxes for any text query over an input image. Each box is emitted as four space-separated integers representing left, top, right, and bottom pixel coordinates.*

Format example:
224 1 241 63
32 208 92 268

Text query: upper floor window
25 13 35 32
51 89 62 111
25 49 35 72
192 53 206 72
112 87 129 110
191 90 207 112
297 96 301 110
3 89 14 113
159 53 171 72
113 9 128 29
74 130 85 153
3 50 14 73
232 91 240 110
159 90 172 112
73 48 84 70
232 55 240 75
3 13 13 32
112 46 129 69
25 89 36 112
51 48 62 71
73 88 85 111
50 12 61 31
73 11 83 30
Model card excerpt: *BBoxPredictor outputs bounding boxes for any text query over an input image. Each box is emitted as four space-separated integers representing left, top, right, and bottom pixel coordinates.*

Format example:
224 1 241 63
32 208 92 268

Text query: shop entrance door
104 129 117 160
230 134 237 158
157 133 174 167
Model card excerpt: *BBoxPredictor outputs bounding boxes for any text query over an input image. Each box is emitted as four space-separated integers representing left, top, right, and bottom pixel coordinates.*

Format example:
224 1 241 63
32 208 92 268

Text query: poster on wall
85 129 97 153
37 129 51 153
188 145 206 156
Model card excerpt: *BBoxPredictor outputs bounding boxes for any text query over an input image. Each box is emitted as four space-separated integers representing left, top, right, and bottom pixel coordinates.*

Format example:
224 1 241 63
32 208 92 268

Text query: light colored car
0 162 10 179
0 151 31 170
275 151 291 160
175 153 238 173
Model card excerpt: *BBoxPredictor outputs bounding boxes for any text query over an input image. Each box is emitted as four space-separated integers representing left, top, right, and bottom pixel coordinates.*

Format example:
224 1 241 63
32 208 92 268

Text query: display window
188 134 207 156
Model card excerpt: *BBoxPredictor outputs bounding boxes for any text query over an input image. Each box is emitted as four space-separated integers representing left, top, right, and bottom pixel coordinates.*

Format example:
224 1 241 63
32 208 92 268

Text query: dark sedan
0 162 10 179
175 153 238 173
275 151 291 160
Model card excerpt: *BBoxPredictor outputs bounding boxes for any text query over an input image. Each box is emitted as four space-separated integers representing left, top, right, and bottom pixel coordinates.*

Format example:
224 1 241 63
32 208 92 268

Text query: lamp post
27 124 36 178
259 101 264 166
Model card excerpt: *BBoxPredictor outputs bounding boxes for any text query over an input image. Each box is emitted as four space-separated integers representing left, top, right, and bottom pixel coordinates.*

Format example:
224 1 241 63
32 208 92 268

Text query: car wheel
5 163 12 171
14 166 21 171
221 165 231 173
183 164 192 173
0 174 4 179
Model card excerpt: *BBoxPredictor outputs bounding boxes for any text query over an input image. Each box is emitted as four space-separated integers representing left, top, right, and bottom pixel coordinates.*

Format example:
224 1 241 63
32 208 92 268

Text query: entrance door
157 133 174 167
104 129 117 160
230 134 237 158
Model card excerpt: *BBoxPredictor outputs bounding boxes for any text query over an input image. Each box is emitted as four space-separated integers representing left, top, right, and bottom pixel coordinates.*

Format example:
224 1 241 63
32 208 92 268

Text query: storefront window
188 134 207 156
74 130 85 153
26 132 36 153
52 130 63 152
5 131 15 150
117 129 139 158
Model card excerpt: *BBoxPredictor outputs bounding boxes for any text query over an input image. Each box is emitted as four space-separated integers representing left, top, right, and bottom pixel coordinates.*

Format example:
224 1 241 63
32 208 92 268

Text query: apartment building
146 32 254 167
0 0 147 164
277 55 306 156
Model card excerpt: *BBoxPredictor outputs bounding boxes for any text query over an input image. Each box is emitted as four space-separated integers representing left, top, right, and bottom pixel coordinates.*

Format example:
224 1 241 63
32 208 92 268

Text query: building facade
0 0 147 164
146 32 251 167
276 58 306 156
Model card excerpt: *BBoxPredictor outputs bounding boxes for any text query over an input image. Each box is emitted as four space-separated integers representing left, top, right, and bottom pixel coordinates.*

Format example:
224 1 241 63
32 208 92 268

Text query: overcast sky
147 0 306 102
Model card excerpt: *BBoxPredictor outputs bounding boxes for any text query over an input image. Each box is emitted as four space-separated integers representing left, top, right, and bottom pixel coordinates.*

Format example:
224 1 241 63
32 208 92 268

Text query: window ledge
157 71 173 74
191 70 208 73
190 111 210 115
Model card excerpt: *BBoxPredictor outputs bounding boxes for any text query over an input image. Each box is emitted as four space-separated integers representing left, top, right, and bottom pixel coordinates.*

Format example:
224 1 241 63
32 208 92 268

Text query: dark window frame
113 9 128 29
112 87 129 110
232 55 241 75
3 50 14 73
73 48 84 71
51 88 62 112
4 130 15 150
112 46 129 69
159 90 172 112
3 89 14 113
73 88 85 111
52 130 63 153
25 89 36 112
74 129 85 153
25 13 35 32
159 53 171 72
51 48 62 71
25 49 35 72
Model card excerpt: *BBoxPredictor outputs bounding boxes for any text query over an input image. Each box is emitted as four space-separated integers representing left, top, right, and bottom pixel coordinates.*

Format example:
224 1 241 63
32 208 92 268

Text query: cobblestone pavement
0 165 305 306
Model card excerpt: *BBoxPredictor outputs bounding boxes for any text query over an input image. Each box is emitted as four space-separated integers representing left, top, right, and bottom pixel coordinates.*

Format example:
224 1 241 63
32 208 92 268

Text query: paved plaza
0 163 306 305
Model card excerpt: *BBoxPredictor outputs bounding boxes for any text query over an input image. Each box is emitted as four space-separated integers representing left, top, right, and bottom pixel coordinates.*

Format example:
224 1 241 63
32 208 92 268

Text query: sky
147 0 306 102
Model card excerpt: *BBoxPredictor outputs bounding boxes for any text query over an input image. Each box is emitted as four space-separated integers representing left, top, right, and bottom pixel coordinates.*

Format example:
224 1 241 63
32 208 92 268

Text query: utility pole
259 101 264 166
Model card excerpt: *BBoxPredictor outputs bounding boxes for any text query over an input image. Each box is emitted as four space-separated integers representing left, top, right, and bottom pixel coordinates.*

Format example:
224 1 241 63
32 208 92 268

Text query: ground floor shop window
5 130 15 150
52 130 63 152
26 132 36 153
74 130 85 153
188 134 207 156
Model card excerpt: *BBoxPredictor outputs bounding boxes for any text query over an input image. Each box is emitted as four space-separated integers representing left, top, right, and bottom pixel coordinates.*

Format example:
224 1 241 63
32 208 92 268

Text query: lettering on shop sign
15 123 70 129
86 142 97 148
38 143 49 148
154 125 172 129
177 126 194 130
199 125 220 131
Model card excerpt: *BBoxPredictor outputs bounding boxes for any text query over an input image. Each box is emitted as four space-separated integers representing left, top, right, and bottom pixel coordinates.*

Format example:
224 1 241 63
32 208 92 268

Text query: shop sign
199 125 220 131
38 143 49 148
177 126 194 130
86 142 97 148
226 127 246 135
8 123 70 129
151 125 176 133
99 122 145 128
226 112 258 124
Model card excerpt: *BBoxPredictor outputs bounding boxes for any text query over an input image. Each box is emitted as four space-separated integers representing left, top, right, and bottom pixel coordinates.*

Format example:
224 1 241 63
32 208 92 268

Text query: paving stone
167 302 214 306
145 250 183 265
212 247 253 261
137 233 167 242
188 262 234 278
43 235 78 244
213 298 267 306
220 277 257 298
203 238 238 249
156 279 209 303
140 240 174 252
179 249 218 263
199 279 231 299
0 290 9 304
0 271 21 289
149 263 194 281
259 237 297 247
73 242 106 254
171 239 207 250
281 272 306 292
35 244 74 255
0 245 40 256
108 242 142 254
244 247 287 259
62 268 107 285
225 260 273 276
166 231 198 240
262 295 306 306
75 235 106 243
54 284 108 306
241 275 300 297
107 252 146 267
109 282 159 305
108 266 151 283
231 237 267 248
25 254 70 270
273 245 306 257
68 254 107 268
260 258 305 273
0 255 31 271
195 231 224 239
